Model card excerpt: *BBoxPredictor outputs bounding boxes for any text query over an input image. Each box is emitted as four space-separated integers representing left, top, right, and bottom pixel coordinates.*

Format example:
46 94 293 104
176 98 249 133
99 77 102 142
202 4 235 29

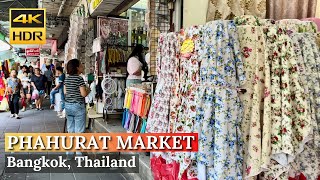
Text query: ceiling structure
39 0 79 39
91 0 139 16
0 0 144 49
0 0 38 21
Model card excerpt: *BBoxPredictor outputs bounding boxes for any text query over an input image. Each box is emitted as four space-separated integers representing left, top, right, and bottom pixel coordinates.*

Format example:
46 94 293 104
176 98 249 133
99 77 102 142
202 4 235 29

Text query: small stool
87 109 103 130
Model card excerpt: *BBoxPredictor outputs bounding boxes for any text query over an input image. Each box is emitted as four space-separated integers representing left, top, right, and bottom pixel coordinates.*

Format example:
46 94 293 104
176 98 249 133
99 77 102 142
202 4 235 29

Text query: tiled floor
0 102 126 180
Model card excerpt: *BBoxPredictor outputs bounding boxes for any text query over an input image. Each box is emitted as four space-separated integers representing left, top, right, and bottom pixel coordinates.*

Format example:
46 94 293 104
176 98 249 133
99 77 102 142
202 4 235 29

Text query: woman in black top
31 68 47 110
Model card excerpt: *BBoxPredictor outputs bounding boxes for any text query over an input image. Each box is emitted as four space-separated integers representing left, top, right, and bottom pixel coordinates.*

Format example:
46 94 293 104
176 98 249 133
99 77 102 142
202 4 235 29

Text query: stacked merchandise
110 78 126 111
123 85 152 133
146 15 320 180
0 71 6 102
64 15 85 63
106 47 131 66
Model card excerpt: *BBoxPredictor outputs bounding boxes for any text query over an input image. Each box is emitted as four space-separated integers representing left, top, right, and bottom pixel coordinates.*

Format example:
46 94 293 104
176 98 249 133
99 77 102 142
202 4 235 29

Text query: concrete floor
0 101 126 180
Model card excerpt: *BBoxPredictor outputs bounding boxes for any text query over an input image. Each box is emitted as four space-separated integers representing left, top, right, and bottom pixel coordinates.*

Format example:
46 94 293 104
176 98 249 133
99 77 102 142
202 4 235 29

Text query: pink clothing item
127 57 142 80
302 18 320 31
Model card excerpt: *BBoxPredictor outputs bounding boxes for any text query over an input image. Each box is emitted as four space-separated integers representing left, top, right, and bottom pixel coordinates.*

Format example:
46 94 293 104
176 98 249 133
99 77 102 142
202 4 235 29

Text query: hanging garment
288 33 320 180
261 24 313 179
193 20 246 180
234 15 268 179
146 32 180 133
206 0 266 21
276 19 317 33
301 18 320 31
168 26 202 179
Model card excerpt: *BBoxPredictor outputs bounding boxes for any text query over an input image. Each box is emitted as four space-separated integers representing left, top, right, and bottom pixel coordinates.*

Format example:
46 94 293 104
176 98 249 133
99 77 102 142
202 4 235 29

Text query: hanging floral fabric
206 0 266 21
259 23 313 180
146 32 180 133
168 26 202 179
234 15 269 179
192 20 246 180
276 19 317 33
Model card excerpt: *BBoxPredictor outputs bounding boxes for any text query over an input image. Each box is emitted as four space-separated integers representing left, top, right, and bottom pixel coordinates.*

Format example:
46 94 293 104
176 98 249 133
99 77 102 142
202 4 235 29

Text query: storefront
1 0 319 179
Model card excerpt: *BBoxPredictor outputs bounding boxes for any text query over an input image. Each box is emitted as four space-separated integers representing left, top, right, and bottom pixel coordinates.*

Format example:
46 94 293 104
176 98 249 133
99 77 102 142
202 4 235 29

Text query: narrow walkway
0 102 126 180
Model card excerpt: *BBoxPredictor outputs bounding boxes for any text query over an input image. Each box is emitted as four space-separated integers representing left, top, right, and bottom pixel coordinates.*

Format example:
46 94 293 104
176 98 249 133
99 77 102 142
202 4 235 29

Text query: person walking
44 65 53 99
21 71 31 112
31 68 47 110
6 70 23 119
50 67 65 116
64 59 90 158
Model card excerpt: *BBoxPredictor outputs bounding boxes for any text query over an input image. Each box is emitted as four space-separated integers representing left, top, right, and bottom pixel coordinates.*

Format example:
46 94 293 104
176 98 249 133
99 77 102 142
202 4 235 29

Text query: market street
0 102 126 180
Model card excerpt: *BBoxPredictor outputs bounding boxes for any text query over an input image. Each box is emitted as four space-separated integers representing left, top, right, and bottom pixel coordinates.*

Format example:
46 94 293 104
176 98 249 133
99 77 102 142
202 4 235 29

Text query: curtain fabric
267 0 317 20
206 0 266 21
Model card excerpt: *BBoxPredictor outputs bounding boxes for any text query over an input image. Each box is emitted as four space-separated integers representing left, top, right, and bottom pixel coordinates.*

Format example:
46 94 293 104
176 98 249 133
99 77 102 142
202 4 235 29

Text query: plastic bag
0 97 9 111
32 90 39 100
150 156 180 180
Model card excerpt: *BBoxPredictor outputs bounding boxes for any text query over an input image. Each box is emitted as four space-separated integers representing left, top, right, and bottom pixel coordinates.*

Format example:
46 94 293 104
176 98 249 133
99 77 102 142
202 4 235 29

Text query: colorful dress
169 26 202 179
194 20 246 180
146 32 180 133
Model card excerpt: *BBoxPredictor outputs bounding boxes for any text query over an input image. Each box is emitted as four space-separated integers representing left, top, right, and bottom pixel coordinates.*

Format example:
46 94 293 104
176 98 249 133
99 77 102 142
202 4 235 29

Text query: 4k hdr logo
10 9 46 44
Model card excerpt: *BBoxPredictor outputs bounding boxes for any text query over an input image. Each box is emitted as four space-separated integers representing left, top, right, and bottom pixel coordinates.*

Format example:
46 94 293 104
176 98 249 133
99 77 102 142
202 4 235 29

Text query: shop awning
90 0 139 16
0 50 13 60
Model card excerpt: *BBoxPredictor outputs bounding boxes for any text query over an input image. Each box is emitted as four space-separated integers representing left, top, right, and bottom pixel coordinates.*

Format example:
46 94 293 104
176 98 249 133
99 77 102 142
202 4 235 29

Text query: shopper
126 44 148 87
6 70 23 119
44 65 54 98
21 71 31 112
18 65 28 79
50 67 65 112
28 66 34 77
65 59 89 158
64 59 89 132
31 68 47 110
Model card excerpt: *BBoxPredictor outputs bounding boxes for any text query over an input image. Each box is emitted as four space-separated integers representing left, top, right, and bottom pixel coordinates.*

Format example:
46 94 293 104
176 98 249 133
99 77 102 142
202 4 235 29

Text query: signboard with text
9 8 46 44
25 48 40 56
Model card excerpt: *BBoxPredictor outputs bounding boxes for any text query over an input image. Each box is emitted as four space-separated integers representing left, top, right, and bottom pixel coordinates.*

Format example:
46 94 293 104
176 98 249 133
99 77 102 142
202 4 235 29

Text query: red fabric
151 156 198 180
289 173 307 180
21 97 26 107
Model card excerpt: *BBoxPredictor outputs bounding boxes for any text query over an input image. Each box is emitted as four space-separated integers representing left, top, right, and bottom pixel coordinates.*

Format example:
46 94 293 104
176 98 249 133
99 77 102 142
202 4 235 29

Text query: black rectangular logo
10 9 45 28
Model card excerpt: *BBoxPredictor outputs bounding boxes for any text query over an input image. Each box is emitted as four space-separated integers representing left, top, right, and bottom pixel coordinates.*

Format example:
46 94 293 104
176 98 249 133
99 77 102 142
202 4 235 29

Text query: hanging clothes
167 26 202 179
260 22 313 180
193 20 246 180
206 0 266 21
276 19 317 33
233 15 271 179
146 32 180 133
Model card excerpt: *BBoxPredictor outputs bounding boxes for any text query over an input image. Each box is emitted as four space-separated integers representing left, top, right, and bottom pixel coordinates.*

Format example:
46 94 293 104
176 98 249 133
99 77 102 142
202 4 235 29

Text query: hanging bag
31 89 39 100
0 95 9 112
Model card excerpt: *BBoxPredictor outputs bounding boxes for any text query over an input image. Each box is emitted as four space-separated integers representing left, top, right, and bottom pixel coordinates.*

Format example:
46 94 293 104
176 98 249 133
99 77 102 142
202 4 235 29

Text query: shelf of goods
122 85 152 133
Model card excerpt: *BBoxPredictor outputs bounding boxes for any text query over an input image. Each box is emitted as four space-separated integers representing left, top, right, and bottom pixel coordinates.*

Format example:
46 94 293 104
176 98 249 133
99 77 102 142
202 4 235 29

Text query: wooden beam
109 0 139 15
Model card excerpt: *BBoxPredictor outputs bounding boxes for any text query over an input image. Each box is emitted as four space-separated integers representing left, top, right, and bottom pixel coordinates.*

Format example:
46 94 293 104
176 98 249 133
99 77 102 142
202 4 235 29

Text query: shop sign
25 48 40 56
89 0 103 13
97 17 128 47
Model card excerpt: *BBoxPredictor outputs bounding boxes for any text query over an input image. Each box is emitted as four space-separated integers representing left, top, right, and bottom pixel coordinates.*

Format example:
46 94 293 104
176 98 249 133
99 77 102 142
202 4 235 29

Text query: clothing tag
181 39 195 57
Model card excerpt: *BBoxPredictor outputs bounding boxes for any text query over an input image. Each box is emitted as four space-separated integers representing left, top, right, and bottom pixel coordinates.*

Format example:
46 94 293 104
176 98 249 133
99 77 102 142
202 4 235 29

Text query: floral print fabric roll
235 16 269 178
194 20 246 180
146 32 180 133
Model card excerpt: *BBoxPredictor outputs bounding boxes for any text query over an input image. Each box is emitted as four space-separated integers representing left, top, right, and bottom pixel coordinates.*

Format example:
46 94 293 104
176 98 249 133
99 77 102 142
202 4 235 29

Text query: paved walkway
0 101 126 180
